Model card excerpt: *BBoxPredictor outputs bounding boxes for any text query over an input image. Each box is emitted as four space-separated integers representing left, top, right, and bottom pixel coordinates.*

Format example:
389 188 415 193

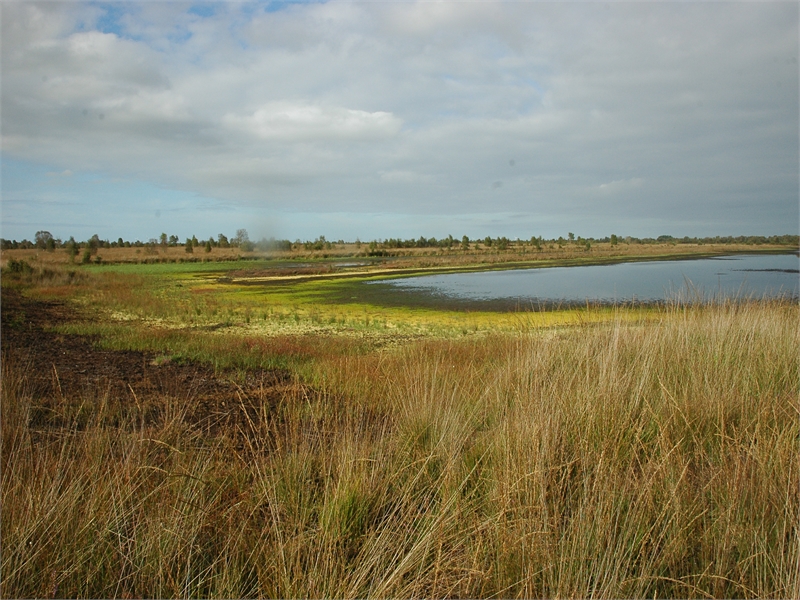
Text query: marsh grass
69 275 633 349
2 294 798 598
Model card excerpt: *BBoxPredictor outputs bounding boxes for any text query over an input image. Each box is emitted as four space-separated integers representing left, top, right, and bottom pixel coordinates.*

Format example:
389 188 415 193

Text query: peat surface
1 288 298 437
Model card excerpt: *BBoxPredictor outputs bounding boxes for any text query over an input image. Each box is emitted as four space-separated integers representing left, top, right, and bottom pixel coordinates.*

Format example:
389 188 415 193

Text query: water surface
378 253 799 305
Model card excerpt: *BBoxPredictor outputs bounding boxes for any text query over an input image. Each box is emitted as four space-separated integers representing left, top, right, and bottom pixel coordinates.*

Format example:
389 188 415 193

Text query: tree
88 234 101 255
65 237 78 262
205 240 212 253
218 233 229 248
160 233 168 247
461 235 469 250
610 234 618 246
185 238 194 253
568 232 575 242
35 231 53 250
233 229 250 246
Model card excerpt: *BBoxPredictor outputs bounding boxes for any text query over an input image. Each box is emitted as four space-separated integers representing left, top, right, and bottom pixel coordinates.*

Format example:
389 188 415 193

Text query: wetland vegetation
1 237 798 598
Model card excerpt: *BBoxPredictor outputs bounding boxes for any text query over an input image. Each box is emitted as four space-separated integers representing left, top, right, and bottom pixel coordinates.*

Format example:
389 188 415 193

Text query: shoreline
223 247 799 286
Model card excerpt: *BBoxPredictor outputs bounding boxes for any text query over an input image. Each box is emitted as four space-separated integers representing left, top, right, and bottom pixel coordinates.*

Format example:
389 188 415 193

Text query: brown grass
2 297 798 598
1 241 793 269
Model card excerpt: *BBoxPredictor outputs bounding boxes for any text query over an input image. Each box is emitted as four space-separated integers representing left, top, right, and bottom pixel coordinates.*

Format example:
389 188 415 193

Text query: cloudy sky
2 1 798 243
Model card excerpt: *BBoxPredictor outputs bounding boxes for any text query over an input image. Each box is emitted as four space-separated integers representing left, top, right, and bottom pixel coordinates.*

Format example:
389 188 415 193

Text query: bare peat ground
1 287 298 437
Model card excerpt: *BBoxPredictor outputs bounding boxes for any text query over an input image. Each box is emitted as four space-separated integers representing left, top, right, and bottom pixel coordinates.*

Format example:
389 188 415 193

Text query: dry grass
1 241 793 269
2 298 798 598
0 245 260 266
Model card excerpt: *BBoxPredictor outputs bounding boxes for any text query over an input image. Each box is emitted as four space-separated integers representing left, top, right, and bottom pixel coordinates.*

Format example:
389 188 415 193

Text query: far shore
1 241 797 287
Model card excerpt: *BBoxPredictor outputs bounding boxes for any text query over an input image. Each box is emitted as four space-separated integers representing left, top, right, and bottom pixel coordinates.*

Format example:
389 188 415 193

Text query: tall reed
2 300 797 597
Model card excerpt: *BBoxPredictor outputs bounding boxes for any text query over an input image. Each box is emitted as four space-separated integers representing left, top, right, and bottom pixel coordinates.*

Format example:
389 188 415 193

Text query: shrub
5 259 33 275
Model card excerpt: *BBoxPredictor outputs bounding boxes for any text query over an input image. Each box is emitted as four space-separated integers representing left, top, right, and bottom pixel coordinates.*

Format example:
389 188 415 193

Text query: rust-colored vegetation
1 260 798 598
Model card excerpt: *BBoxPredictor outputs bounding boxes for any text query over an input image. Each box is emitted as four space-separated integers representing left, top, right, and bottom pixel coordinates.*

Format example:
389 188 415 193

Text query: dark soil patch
1 288 302 438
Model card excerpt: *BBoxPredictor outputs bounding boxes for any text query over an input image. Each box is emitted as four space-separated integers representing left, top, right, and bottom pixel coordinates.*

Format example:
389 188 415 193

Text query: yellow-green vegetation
2 261 798 598
59 260 654 344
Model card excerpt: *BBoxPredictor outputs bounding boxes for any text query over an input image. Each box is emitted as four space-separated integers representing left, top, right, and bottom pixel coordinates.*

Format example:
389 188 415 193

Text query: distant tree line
1 230 797 258
0 229 282 252
370 233 799 252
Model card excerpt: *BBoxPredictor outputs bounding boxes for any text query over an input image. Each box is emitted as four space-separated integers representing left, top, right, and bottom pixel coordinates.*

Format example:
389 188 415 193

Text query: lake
375 253 799 306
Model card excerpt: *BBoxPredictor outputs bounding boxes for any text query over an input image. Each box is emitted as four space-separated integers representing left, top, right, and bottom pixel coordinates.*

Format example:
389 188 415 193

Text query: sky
1 0 798 243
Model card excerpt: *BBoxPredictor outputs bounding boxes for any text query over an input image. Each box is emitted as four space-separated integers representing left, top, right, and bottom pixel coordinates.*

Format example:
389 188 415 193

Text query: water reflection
378 254 799 304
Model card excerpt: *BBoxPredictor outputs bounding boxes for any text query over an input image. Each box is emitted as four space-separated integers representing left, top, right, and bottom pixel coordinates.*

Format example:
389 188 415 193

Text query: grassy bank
2 261 798 597
2 239 796 271
23 259 638 350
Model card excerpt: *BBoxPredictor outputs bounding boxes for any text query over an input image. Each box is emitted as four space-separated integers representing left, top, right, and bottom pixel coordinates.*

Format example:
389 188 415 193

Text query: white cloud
45 169 72 177
1 1 797 240
223 103 402 142
598 178 644 195
379 170 433 184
